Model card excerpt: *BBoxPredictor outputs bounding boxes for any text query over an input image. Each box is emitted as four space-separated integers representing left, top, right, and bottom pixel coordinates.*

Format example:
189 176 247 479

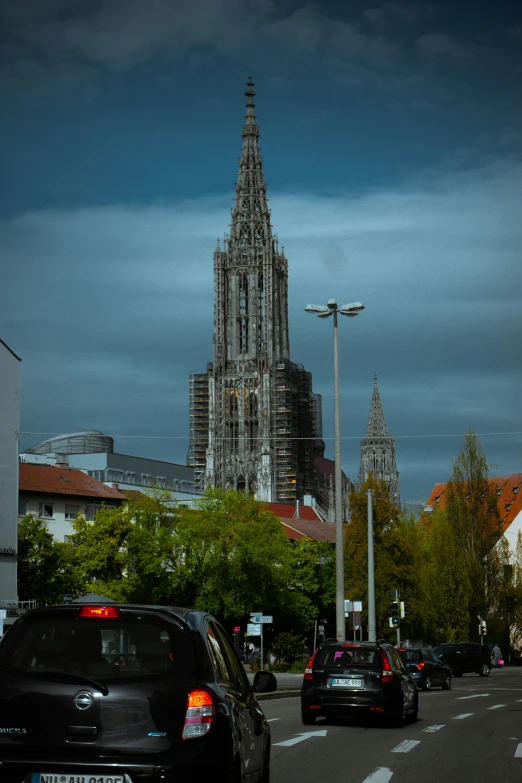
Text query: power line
20 430 522 441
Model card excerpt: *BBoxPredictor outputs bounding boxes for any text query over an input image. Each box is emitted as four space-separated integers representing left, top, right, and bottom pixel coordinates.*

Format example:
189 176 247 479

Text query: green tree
63 493 183 603
174 488 291 621
446 431 502 639
18 514 72 603
345 477 418 639
281 538 336 634
421 508 471 644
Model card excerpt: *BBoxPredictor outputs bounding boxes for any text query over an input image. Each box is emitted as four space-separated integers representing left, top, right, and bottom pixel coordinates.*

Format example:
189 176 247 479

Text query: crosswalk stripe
391 740 421 753
453 713 474 720
362 769 394 783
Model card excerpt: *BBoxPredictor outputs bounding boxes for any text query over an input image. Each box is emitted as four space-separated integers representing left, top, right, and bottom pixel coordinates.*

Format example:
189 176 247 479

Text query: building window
141 474 152 487
278 428 286 434
18 499 27 516
39 503 54 519
65 504 80 521
278 363 285 370
278 450 286 456
85 505 102 522
125 471 136 484
157 476 167 488
278 385 285 391
279 472 286 477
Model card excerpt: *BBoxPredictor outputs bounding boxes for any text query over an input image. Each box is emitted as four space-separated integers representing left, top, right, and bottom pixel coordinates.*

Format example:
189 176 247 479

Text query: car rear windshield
315 645 380 668
0 611 193 683
398 649 420 662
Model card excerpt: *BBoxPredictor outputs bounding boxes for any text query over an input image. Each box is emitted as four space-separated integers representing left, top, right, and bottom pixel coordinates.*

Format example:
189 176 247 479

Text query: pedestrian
399 642 406 650
492 642 502 668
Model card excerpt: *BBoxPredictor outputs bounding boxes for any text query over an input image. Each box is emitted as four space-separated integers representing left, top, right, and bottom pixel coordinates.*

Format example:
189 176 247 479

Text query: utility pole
367 489 376 641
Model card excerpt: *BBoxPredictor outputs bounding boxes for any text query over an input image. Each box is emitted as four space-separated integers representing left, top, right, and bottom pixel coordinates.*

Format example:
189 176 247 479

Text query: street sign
247 623 261 636
344 600 353 612
0 609 7 620
353 601 362 612
233 626 241 633
250 615 273 623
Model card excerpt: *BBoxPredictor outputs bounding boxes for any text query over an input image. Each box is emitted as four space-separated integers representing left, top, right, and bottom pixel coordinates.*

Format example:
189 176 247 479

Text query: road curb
256 689 301 701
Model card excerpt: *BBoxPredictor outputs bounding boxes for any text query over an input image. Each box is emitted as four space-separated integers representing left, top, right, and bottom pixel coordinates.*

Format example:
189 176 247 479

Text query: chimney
294 499 300 519
112 483 119 490
55 462 69 470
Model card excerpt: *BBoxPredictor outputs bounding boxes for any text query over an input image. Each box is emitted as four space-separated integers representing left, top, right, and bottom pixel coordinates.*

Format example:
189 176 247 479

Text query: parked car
432 642 492 677
0 603 273 783
398 647 452 690
301 640 418 727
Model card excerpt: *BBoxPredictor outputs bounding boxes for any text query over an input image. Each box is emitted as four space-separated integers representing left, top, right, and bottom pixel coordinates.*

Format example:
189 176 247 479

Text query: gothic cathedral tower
358 375 400 507
189 79 323 502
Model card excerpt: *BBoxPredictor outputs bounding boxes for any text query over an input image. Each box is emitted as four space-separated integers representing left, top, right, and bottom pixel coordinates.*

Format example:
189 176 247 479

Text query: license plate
32 775 126 783
330 677 363 688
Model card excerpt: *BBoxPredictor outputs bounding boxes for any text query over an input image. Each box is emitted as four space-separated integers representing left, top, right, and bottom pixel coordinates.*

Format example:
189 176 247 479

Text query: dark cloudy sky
1 0 521 505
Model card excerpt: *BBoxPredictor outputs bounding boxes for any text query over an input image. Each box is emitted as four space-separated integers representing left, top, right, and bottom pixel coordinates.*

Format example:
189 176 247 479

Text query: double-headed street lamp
305 299 365 642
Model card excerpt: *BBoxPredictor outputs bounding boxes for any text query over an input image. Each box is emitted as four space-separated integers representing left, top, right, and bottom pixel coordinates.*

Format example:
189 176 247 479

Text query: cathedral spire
230 77 272 249
365 374 388 437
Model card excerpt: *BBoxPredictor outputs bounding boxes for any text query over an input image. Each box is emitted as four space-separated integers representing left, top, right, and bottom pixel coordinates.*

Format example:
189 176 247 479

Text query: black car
398 647 452 691
432 642 492 678
0 603 273 783
301 641 418 727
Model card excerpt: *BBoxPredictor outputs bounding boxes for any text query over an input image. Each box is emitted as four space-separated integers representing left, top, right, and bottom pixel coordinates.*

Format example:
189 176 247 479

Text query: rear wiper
23 670 109 695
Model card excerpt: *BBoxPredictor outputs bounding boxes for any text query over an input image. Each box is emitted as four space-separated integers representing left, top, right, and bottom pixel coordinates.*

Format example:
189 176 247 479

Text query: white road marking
267 718 280 722
487 704 505 710
515 744 522 758
391 740 421 753
453 713 474 720
273 729 327 747
362 768 394 783
456 694 489 700
422 724 445 733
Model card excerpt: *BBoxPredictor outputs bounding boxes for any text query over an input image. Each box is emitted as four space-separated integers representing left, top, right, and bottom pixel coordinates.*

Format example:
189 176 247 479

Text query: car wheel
301 709 316 726
408 694 419 723
423 676 432 692
442 674 451 690
478 664 490 677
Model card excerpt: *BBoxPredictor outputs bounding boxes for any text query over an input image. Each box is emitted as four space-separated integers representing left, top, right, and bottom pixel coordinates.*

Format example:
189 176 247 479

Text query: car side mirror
253 671 277 693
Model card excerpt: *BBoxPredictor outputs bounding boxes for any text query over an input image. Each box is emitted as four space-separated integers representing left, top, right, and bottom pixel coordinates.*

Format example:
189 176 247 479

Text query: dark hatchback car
432 642 491 678
398 647 452 691
0 604 273 783
301 641 418 727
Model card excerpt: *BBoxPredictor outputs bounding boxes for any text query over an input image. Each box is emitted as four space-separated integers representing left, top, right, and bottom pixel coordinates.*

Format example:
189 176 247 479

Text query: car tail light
304 653 316 681
381 650 394 682
77 606 122 620
182 690 215 740
417 662 425 669
309 705 322 710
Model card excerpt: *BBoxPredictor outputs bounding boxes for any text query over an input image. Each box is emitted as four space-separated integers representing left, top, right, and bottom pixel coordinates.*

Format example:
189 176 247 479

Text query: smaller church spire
365 375 388 437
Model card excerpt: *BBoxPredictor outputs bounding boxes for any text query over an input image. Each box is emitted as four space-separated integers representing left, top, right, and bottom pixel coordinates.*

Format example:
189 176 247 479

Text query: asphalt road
263 668 522 783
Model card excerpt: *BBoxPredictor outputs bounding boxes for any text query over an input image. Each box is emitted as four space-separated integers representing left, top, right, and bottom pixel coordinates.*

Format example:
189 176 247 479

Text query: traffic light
478 620 487 637
400 602 411 619
388 602 399 627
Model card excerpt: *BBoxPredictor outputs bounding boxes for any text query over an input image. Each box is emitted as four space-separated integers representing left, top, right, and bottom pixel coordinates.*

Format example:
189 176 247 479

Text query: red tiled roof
265 502 321 521
280 516 336 542
426 473 522 533
19 463 126 500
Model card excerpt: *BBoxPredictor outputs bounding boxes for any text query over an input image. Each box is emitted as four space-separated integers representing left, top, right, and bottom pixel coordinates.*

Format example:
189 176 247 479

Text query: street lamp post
305 299 365 642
